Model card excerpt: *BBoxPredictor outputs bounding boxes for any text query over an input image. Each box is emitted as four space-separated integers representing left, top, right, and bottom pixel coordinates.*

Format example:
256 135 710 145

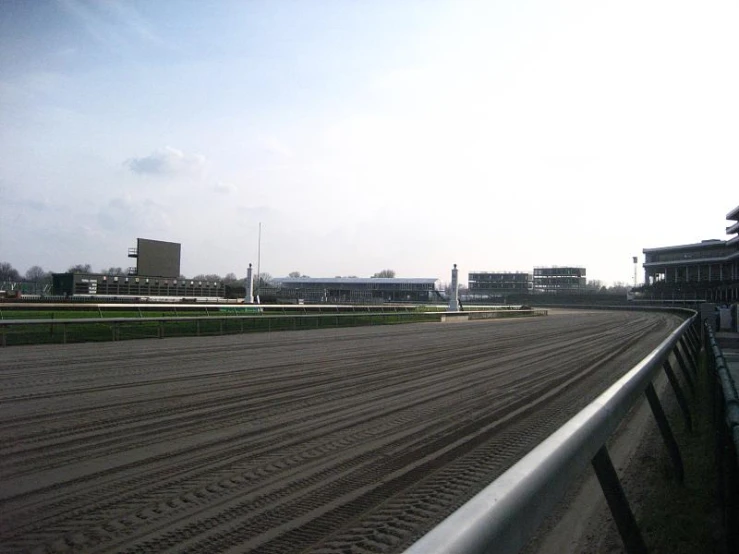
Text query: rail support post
687 325 701 354
592 445 648 554
672 345 696 394
679 336 699 376
663 359 692 431
645 382 685 483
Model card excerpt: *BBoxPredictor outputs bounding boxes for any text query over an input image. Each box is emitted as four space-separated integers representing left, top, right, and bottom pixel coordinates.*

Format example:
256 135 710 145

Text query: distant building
52 273 225 299
642 204 739 301
533 266 586 294
271 277 441 303
52 238 225 300
468 272 533 299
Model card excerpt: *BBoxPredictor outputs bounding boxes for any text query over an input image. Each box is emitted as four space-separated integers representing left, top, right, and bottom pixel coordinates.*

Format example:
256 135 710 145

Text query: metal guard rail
404 311 700 554
0 309 548 346
704 321 739 553
705 323 739 452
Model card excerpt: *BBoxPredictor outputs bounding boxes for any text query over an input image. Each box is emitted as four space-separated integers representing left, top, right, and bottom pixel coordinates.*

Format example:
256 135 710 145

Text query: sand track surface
0 310 681 553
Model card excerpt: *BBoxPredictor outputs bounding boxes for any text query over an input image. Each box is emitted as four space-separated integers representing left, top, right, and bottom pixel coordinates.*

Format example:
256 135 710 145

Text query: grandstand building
52 238 225 300
642 204 739 301
533 266 587 293
52 273 225 299
468 272 533 300
271 277 441 303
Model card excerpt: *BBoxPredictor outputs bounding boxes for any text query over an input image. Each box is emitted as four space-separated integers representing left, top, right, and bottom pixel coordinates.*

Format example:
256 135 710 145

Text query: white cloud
213 181 237 194
98 195 171 232
125 146 206 177
58 0 166 53
261 136 293 158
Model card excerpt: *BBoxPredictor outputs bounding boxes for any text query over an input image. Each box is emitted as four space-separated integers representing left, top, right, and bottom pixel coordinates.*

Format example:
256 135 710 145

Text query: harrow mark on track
0 310 681 553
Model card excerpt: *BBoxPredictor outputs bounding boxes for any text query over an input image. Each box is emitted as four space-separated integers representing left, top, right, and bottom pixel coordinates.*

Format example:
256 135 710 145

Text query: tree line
3 262 626 292
1 261 399 285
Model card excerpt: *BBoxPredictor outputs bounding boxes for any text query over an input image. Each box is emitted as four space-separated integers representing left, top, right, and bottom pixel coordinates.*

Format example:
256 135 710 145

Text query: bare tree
0 262 21 282
256 272 273 287
192 274 222 283
101 267 126 276
609 281 631 294
222 272 240 284
25 265 49 283
67 264 92 273
288 271 301 278
586 279 603 291
372 269 396 278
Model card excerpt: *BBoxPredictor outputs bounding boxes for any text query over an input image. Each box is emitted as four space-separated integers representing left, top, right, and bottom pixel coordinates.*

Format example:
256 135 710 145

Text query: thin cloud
125 147 206 177
57 0 167 52
98 196 171 232
213 181 238 194
261 137 293 158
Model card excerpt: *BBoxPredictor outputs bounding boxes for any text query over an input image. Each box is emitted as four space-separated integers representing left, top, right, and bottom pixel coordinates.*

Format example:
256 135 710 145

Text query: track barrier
0 308 547 347
704 322 739 554
403 312 700 554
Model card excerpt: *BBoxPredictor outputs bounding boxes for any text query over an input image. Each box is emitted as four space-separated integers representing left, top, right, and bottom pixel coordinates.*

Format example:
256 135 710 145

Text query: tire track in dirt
0 310 681 553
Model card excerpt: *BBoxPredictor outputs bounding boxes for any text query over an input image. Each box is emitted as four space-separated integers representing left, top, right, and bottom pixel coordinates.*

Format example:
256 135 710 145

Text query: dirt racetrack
0 309 682 554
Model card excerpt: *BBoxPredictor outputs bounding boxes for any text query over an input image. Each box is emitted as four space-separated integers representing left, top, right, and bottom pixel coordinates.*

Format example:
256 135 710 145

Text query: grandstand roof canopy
272 277 439 286
643 239 726 253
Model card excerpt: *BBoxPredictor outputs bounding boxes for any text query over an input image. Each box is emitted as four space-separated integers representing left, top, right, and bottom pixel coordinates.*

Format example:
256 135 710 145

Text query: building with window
533 266 587 293
271 277 441 303
52 238 225 300
52 272 225 299
468 272 533 300
642 204 739 301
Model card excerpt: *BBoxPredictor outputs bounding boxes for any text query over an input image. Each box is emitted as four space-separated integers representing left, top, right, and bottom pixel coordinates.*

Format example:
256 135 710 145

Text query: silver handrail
404 314 696 554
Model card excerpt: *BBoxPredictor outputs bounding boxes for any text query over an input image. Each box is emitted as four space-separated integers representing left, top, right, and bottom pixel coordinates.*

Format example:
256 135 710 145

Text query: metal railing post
673 346 696 395
645 382 685 482
592 445 648 554
679 336 699 375
687 324 701 352
662 359 693 431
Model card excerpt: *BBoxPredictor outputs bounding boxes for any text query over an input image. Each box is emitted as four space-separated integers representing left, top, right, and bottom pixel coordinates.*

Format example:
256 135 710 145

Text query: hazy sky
1 0 737 285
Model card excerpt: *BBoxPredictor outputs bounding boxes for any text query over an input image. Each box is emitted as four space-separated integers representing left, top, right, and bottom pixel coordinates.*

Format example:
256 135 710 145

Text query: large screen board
136 238 181 278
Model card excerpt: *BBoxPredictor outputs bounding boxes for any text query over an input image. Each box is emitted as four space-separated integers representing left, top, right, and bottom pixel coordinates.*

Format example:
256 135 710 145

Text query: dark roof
642 240 726 253
272 277 439 286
